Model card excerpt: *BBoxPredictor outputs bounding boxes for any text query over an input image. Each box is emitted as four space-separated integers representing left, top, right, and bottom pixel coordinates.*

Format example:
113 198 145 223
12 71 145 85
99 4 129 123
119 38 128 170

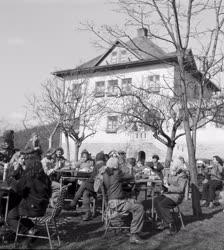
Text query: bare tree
81 0 224 216
27 77 104 161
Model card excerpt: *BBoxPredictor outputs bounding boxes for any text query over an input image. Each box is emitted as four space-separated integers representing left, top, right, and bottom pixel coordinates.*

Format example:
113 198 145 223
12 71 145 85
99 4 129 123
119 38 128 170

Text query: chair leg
14 217 21 248
177 207 185 229
53 219 61 247
45 222 53 250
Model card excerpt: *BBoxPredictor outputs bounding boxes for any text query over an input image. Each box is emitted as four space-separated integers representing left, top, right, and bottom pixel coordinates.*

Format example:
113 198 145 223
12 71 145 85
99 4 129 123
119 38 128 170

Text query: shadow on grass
181 207 223 227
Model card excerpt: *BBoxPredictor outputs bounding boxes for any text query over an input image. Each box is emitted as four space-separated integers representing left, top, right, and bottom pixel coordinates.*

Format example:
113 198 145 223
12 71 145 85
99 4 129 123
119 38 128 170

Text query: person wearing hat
103 157 144 244
65 151 106 221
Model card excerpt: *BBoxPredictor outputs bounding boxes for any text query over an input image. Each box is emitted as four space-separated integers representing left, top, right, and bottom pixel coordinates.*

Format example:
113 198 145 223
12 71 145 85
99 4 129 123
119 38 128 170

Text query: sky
0 0 123 127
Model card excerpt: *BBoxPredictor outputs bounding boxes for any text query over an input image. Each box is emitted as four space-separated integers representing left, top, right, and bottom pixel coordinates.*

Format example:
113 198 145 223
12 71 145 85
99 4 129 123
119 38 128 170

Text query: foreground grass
1 200 224 250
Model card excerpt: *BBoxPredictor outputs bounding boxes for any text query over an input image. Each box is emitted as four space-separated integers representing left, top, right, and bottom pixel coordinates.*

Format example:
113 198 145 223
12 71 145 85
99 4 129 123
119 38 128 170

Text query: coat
15 164 52 217
165 171 188 204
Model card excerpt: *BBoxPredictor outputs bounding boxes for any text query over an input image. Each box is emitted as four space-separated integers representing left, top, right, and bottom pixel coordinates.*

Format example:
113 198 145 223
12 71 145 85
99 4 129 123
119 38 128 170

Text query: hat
95 151 105 162
45 148 55 156
106 157 119 169
118 150 126 155
108 150 119 157
1 142 9 149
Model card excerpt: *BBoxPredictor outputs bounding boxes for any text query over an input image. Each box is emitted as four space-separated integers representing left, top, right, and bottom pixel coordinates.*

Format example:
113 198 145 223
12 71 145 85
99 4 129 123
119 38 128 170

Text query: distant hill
0 123 60 155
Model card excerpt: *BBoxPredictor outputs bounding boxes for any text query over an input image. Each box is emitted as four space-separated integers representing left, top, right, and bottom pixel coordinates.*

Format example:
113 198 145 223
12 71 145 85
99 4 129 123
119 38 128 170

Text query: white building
53 28 220 162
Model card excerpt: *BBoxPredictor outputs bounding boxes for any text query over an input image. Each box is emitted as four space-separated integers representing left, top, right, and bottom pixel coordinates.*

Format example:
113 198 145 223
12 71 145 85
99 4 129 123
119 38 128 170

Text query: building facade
53 28 219 162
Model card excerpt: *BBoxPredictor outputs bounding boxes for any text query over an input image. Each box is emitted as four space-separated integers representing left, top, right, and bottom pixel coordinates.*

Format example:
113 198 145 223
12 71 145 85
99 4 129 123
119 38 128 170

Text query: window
72 83 82 99
121 78 132 94
106 116 118 133
95 81 105 97
147 75 160 93
107 80 118 96
111 51 117 64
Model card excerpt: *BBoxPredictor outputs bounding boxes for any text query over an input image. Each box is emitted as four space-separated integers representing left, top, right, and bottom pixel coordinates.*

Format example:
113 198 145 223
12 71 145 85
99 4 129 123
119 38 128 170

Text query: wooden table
134 178 163 220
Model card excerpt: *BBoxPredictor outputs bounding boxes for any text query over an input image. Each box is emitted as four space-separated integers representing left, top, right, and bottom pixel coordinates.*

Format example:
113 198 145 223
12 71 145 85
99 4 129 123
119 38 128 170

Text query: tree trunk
183 120 202 217
192 127 197 154
74 142 80 162
165 145 174 168
48 122 60 149
64 133 70 161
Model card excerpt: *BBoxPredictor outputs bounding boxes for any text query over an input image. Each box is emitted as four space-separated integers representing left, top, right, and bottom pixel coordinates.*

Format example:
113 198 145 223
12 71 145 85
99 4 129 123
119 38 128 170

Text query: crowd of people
0 129 224 246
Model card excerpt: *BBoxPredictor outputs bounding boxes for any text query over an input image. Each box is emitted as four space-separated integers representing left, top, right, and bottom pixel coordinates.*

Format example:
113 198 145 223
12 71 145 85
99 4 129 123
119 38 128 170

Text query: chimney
137 27 148 38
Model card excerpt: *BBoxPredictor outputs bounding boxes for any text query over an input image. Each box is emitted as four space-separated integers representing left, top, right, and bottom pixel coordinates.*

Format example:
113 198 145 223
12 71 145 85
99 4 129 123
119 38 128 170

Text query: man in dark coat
7 159 51 234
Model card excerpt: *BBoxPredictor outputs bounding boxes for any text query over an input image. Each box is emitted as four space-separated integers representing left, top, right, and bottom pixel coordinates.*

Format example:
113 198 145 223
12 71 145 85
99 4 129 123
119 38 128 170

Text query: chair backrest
50 184 70 219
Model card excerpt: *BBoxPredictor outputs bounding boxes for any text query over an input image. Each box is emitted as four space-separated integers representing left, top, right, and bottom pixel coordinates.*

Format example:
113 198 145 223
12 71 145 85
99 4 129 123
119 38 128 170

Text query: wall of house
62 63 175 161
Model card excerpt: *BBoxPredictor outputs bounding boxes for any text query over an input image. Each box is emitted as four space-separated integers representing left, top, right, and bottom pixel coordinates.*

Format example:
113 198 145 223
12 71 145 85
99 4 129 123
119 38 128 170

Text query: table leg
4 195 9 224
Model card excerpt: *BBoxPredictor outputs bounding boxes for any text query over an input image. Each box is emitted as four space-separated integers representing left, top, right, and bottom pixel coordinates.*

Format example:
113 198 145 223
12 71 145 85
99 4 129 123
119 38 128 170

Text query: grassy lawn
1 200 224 250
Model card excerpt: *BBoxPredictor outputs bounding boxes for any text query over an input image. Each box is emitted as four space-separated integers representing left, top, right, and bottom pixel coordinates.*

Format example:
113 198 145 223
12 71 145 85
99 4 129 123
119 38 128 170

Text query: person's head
55 147 64 157
127 157 136 167
95 151 106 163
152 154 159 163
109 150 119 158
18 152 26 166
118 150 126 164
45 149 55 160
106 157 119 169
178 156 185 165
81 150 90 162
104 154 109 162
1 141 9 151
213 155 223 166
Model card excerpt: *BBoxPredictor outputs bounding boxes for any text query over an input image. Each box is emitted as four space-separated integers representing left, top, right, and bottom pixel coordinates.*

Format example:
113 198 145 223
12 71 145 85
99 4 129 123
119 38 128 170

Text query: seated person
7 159 51 236
153 167 188 235
52 147 66 170
146 154 164 180
0 152 26 221
74 149 93 172
41 149 56 176
201 155 224 208
103 157 144 244
41 149 61 208
65 151 106 221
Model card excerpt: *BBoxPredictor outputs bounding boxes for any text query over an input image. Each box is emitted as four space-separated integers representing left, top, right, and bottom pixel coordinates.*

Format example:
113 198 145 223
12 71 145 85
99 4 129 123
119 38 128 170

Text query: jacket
103 168 133 201
16 164 52 217
210 163 223 181
165 171 188 204
84 160 105 192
